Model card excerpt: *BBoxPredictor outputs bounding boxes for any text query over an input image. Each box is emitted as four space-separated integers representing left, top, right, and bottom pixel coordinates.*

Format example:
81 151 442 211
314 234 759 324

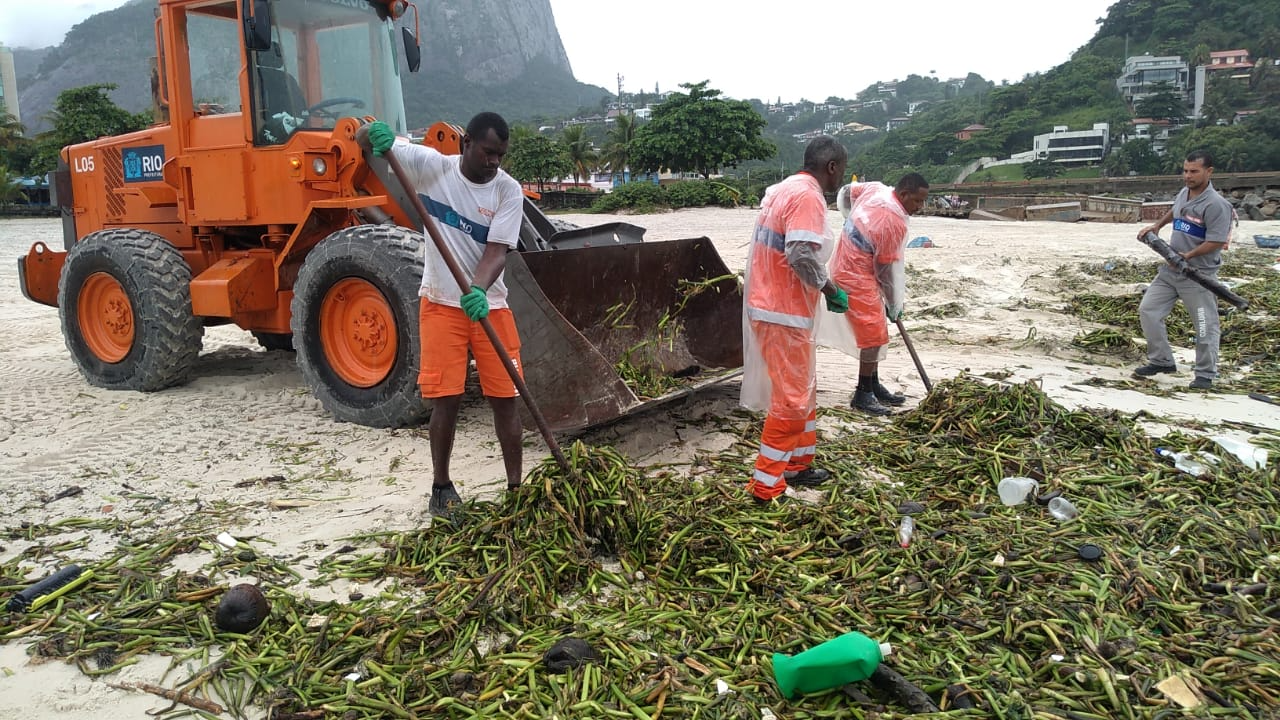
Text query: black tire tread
57 229 203 391
291 224 427 428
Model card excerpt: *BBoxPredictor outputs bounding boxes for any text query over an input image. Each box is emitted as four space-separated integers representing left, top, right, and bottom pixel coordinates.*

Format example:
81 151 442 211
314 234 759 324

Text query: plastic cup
997 476 1039 506
1047 496 1079 521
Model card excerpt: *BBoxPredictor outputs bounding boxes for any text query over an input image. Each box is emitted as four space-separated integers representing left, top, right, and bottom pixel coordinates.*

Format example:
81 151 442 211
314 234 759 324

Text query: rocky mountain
13 0 609 134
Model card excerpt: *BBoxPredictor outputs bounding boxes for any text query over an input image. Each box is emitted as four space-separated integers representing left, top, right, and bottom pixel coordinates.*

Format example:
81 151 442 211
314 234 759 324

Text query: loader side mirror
243 0 273 52
401 27 421 72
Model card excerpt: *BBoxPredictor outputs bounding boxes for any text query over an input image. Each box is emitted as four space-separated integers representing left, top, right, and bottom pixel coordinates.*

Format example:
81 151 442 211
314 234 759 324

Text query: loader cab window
250 0 408 146
188 9 242 114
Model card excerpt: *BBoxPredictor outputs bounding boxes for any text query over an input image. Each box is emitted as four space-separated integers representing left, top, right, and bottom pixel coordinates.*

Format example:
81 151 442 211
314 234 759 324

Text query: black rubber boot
873 381 906 406
785 468 830 487
852 389 891 416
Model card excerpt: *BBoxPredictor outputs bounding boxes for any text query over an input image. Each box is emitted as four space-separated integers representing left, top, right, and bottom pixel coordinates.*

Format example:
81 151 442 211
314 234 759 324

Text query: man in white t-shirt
362 113 525 516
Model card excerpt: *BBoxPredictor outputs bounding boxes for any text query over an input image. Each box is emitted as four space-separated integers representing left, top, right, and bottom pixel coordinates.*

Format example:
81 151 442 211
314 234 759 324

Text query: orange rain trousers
747 321 818 501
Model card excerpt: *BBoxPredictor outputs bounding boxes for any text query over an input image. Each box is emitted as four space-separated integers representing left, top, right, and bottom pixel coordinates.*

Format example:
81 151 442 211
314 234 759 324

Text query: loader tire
291 225 428 428
58 229 204 391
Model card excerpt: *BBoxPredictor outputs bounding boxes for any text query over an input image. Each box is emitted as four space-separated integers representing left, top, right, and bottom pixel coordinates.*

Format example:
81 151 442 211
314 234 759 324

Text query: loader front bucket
505 236 743 433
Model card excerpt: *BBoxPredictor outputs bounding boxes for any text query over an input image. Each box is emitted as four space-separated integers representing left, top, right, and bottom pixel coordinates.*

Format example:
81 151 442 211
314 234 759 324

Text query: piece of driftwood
870 665 941 713
107 681 225 714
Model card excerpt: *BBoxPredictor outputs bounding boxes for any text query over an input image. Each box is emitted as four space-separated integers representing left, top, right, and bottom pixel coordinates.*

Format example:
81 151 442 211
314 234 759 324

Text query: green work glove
367 121 395 156
824 287 849 314
460 285 489 321
885 304 904 322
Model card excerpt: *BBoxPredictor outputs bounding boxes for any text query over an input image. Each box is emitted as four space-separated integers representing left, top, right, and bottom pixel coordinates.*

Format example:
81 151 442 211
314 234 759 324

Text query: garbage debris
543 637 602 673
997 476 1039 506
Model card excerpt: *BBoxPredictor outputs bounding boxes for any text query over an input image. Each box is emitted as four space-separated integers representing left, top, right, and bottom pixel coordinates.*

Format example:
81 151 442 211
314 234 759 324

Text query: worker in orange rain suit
740 136 849 504
829 173 930 416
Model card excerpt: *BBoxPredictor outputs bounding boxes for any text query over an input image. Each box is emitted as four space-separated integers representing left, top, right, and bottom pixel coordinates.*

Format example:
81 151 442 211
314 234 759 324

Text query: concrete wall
1085 196 1142 222
1026 202 1083 222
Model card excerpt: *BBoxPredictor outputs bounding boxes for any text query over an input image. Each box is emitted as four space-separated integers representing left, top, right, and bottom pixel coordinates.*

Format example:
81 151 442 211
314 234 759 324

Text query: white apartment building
1032 123 1110 166
0 45 19 126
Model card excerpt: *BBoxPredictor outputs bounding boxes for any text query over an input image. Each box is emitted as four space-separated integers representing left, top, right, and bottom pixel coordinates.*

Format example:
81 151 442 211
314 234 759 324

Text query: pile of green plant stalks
611 274 738 401
1066 249 1280 392
3 378 1278 719
1070 328 1140 356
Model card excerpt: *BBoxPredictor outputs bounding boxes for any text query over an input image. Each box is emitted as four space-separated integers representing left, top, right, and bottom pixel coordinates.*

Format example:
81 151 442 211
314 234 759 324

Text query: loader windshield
251 0 408 145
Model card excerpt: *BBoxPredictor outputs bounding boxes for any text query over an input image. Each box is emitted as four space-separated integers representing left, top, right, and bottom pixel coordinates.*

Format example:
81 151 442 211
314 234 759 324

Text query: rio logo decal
123 145 166 183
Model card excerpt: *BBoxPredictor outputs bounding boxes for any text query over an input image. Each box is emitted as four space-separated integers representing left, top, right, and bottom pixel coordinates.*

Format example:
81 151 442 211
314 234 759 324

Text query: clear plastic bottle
898 516 915 548
1155 447 1208 476
1047 496 1079 522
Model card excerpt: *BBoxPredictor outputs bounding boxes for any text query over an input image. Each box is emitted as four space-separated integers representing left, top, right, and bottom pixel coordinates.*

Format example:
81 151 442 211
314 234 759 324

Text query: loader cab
246 0 409 145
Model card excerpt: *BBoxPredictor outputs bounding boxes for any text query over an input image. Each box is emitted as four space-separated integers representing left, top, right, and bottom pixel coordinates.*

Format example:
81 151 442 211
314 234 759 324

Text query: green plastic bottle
772 631 891 699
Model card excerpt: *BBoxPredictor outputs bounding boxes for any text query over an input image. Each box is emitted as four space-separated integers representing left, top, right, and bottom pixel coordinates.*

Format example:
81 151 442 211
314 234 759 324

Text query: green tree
0 111 23 148
505 134 572 193
0 166 26 209
1023 157 1065 179
27 84 151 174
559 125 597 186
629 81 775 179
914 132 960 165
1199 74 1249 126
1134 81 1186 122
45 84 150 146
602 113 638 182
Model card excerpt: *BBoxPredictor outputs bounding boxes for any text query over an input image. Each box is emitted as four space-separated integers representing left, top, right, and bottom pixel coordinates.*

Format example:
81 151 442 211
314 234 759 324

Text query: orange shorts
418 299 522 398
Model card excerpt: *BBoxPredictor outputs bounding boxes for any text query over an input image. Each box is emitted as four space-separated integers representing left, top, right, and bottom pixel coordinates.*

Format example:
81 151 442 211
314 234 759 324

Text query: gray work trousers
1138 269 1219 380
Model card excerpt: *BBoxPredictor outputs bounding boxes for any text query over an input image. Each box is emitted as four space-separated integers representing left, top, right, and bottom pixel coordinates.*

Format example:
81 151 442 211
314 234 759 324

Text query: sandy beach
2 208 1279 718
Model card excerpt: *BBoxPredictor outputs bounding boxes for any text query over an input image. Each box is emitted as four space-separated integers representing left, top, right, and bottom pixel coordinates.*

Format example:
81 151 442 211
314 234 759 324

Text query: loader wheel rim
78 271 134 363
320 277 398 388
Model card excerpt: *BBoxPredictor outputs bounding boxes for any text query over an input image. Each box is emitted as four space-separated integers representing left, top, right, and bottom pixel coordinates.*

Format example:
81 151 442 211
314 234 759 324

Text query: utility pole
616 73 624 109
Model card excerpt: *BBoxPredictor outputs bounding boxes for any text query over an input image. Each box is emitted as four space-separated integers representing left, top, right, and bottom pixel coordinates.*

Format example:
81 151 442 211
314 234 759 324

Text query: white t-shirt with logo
393 138 524 308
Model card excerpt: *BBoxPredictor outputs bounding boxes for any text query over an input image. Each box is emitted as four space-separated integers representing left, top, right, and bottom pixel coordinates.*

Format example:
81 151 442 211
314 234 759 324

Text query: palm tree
602 113 637 184
0 166 27 210
0 111 24 149
559 125 597 187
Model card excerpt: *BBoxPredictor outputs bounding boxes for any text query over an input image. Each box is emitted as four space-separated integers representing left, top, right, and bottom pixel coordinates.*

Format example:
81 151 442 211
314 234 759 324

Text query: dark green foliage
1088 0 1280 60
1103 138 1165 176
1023 157 1066 179
505 134 572 193
629 81 775 179
19 84 152 175
590 181 666 213
665 180 721 209
1134 81 1186 123
588 179 737 213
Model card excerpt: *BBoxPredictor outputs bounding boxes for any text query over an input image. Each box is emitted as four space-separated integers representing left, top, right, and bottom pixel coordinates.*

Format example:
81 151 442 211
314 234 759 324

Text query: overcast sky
3 0 1117 102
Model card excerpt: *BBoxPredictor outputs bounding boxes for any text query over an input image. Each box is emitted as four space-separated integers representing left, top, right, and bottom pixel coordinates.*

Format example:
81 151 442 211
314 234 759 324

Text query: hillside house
1193 50 1254 120
1117 54 1189 106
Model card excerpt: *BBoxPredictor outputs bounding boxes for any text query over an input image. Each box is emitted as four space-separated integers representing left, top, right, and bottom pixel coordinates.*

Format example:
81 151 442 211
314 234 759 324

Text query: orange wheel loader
17 0 743 433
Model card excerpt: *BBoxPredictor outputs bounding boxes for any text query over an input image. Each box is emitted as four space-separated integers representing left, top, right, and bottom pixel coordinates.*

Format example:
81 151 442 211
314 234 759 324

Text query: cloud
1 0 132 49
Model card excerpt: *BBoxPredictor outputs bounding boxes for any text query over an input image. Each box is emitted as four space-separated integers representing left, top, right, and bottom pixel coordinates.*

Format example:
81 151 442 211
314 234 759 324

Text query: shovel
383 148 573 476
895 318 933 394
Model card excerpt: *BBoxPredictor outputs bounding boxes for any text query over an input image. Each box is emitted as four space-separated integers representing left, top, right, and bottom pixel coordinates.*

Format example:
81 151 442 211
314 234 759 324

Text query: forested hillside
781 0 1280 183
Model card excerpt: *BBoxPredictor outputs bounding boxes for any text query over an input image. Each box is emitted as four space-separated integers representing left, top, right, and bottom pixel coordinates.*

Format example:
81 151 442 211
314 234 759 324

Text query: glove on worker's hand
367 121 395 156
460 285 489 321
824 287 849 314
885 304 904 322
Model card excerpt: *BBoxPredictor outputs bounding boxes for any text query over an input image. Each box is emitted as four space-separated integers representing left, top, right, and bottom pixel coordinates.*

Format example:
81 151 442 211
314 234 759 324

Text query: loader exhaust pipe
383 149 575 476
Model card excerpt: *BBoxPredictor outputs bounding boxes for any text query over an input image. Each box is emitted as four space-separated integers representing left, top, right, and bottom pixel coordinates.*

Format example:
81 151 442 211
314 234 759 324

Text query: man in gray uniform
1134 149 1235 390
